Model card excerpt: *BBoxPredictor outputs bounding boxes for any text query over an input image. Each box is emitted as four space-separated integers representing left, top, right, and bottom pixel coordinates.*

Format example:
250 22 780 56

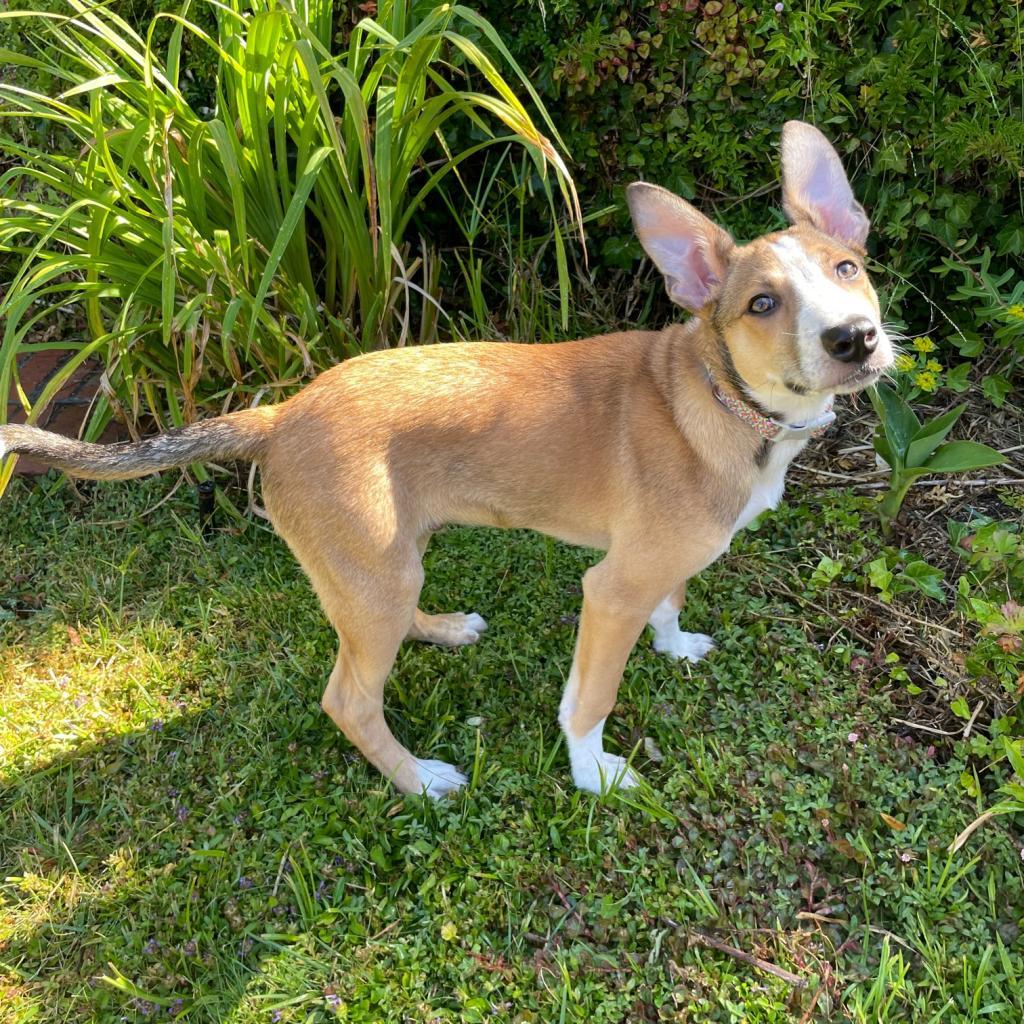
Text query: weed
869 383 1004 534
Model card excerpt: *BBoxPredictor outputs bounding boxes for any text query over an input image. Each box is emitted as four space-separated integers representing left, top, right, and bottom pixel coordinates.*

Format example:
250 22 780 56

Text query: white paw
435 612 488 647
414 758 467 798
462 612 488 638
652 629 715 663
571 752 641 795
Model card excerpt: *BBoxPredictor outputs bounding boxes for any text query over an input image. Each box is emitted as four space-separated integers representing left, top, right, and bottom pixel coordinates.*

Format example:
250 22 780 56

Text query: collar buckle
772 409 837 441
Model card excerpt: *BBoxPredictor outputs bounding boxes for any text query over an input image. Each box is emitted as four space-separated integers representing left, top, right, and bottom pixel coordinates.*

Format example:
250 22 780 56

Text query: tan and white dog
1 122 892 797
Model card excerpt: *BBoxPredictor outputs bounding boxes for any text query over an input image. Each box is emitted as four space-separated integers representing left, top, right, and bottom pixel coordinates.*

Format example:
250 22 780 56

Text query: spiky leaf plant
0 0 580 496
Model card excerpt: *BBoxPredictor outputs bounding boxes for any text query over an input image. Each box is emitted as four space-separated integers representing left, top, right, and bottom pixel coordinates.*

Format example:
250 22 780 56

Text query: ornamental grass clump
0 0 579 496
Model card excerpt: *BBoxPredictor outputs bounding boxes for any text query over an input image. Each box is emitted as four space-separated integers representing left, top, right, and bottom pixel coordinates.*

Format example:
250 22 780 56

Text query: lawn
1 460 1022 1023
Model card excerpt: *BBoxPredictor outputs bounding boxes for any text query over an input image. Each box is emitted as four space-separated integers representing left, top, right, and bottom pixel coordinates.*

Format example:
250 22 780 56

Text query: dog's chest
731 438 807 535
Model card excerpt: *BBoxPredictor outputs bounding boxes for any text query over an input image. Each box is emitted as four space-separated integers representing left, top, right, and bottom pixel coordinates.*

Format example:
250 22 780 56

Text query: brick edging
6 351 127 475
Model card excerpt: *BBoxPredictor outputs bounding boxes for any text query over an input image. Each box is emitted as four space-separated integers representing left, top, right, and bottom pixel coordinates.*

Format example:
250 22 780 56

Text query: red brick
17 348 67 398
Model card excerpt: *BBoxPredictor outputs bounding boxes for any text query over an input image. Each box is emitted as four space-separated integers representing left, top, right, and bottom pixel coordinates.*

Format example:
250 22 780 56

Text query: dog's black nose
821 318 878 364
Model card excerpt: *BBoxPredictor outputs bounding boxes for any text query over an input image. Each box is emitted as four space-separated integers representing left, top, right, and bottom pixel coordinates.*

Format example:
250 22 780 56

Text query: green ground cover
2 471 1021 1022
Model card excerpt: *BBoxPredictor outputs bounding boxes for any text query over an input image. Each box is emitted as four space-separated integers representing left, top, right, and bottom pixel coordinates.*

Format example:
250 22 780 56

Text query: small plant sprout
868 382 1005 534
950 738 1024 853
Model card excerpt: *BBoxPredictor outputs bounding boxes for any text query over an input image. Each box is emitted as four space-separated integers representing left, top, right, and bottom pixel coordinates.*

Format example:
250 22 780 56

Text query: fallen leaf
831 837 868 864
880 813 906 831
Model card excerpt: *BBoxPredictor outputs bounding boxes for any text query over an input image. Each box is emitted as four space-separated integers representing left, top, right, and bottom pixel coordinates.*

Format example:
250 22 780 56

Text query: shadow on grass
2 628 511 1022
1 478 380 1020
4 716 274 1020
0 478 596 1022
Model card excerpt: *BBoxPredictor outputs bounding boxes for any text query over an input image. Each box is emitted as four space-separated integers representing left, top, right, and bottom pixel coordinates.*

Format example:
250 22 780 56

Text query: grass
1 472 1022 1022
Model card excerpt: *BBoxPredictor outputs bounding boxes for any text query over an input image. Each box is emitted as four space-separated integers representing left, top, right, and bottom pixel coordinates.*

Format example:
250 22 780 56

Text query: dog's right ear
626 182 734 314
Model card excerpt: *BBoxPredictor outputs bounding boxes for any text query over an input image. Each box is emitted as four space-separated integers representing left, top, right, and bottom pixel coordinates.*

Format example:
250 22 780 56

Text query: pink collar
708 373 835 443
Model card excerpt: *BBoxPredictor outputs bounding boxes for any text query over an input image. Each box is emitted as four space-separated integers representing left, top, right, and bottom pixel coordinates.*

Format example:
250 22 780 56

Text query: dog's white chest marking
731 436 805 535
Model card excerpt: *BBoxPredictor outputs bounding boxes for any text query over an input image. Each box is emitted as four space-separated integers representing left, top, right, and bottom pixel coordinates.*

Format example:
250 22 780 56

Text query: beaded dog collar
707 371 836 443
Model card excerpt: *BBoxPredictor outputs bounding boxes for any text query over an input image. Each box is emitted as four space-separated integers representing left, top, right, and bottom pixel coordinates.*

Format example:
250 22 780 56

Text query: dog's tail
0 407 277 481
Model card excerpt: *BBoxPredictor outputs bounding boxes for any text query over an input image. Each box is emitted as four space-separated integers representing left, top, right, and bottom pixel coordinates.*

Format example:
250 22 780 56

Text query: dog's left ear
780 120 869 250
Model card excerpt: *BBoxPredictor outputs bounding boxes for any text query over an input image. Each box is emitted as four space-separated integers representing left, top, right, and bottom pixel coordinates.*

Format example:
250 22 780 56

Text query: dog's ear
780 120 869 250
626 183 734 313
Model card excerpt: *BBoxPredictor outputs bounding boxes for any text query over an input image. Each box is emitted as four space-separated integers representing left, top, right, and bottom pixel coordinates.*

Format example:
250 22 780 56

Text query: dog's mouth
820 356 892 395
790 361 886 398
838 363 884 388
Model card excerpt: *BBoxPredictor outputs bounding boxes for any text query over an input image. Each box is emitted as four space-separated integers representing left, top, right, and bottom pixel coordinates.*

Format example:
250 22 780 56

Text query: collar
707 371 836 443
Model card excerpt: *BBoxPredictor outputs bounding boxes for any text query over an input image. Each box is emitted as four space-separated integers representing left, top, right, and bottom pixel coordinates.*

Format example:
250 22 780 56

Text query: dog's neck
697 320 835 430
695 314 833 426
707 373 834 443
657 319 836 463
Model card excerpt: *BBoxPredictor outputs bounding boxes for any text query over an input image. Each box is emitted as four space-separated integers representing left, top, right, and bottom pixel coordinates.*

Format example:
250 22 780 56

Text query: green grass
1 475 1022 1022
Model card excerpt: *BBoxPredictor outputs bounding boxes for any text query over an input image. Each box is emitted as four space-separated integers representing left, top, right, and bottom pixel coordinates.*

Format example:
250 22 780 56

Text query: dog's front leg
648 581 716 663
558 556 678 793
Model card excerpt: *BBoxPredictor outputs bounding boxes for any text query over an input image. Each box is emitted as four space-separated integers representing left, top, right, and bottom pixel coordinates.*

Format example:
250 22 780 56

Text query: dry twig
687 931 809 988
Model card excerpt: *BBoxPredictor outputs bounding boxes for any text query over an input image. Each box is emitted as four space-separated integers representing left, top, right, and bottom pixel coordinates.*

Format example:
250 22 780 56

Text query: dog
0 121 893 798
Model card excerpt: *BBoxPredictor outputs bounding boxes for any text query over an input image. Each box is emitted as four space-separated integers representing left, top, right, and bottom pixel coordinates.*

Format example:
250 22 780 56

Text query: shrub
0 0 579 495
474 0 1024 341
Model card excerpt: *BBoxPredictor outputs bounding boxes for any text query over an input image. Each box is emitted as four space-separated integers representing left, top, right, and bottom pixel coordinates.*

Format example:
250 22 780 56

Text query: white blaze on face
770 234 883 380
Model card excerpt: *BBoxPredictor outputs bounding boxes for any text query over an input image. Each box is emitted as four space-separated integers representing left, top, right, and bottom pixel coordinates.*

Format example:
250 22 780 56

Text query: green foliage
868 382 1005 532
474 0 1024 353
949 516 1024 700
0 0 579 495
951 736 1024 858
865 553 946 604
933 247 1024 406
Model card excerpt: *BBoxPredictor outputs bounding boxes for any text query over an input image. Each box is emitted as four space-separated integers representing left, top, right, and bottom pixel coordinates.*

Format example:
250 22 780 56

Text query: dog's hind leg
407 608 488 647
648 580 715 663
313 547 467 798
405 532 488 648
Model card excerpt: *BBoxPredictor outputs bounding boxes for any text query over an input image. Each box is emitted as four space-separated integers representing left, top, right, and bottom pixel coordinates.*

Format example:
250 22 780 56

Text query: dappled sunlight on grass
1 475 1022 1021
0 628 199 779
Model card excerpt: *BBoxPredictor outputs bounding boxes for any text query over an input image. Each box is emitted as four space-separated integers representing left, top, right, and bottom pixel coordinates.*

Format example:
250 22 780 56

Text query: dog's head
627 121 893 413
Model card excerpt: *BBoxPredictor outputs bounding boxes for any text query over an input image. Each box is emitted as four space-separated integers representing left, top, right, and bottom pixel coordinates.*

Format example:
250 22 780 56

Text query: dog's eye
836 260 859 280
748 294 776 315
